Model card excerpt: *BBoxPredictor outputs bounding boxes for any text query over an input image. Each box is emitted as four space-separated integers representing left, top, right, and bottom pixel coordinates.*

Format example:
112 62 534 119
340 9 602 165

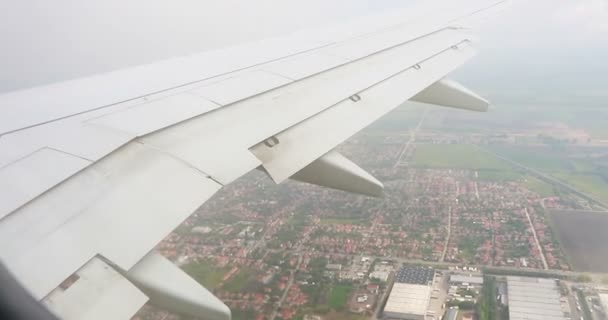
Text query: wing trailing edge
126 252 231 320
290 151 383 197
411 78 489 111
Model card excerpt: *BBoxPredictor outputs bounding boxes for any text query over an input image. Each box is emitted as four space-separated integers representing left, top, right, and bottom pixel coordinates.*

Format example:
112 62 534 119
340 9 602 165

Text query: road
479 147 608 211
372 272 395 320
270 254 304 320
393 108 428 168
269 221 316 320
440 206 452 262
293 252 608 283
524 207 549 270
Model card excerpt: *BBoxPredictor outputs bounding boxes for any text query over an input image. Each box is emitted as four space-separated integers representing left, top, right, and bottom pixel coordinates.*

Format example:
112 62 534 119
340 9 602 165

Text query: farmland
521 176 557 197
550 210 608 272
553 173 608 204
411 144 513 171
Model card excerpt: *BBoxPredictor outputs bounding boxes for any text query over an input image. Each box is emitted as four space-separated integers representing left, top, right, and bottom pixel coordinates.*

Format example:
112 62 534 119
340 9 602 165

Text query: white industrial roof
450 274 484 285
507 277 568 320
600 294 608 313
384 283 431 316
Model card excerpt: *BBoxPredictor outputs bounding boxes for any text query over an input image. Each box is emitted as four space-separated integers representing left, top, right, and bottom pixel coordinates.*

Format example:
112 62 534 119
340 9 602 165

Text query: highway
479 146 608 211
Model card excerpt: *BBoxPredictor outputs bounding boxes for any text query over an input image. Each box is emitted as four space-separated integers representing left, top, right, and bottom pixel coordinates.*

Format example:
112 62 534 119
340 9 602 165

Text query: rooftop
395 266 434 285
600 294 608 313
507 277 568 320
384 283 431 317
449 274 483 285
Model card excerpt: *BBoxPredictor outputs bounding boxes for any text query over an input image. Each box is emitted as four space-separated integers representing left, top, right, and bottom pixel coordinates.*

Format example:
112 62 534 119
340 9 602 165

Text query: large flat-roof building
600 294 608 313
507 277 568 320
383 283 431 320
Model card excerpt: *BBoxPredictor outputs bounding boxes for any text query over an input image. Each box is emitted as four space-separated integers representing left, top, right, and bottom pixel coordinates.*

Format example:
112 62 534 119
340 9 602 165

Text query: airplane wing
0 1 507 319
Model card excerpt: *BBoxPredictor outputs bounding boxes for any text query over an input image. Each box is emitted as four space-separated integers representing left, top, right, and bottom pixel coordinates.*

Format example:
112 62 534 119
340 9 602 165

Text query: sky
1 0 607 104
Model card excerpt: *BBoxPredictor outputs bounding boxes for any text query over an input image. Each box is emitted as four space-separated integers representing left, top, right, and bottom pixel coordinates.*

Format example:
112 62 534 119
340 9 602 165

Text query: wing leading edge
0 1 508 319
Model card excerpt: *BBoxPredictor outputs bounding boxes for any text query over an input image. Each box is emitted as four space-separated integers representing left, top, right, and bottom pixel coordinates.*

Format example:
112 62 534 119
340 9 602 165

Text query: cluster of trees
576 290 593 320
477 276 497 320
482 267 567 280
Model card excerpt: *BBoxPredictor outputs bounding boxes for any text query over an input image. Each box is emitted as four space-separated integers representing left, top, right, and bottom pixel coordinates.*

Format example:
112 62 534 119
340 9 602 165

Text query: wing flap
42 257 148 320
290 151 384 197
190 70 292 105
410 78 489 111
0 142 221 299
261 52 349 80
126 252 230 320
87 93 220 136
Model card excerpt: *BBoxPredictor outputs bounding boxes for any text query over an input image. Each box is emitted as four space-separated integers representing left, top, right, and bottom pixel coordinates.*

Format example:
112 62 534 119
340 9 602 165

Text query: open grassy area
181 260 226 289
553 173 608 203
320 217 363 225
412 144 513 171
223 268 254 292
521 176 557 197
328 284 352 310
476 170 523 181
489 146 570 172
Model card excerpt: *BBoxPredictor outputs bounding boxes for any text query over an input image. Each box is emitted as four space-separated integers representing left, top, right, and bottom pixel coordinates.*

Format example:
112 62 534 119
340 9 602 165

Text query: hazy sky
1 0 607 102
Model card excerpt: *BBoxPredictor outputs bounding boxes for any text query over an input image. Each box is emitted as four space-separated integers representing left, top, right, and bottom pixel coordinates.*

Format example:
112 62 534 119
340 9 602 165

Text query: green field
553 173 608 203
489 146 570 172
182 260 226 289
412 144 513 171
320 217 363 225
487 146 608 202
476 170 523 181
521 176 557 197
223 268 254 292
328 284 352 310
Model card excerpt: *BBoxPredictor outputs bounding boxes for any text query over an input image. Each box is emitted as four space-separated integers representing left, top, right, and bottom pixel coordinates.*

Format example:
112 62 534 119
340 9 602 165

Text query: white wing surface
0 1 507 319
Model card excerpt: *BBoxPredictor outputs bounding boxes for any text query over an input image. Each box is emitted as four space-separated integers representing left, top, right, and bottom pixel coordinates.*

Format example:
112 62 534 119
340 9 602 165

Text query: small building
370 271 390 282
326 264 342 271
367 284 380 294
449 275 484 286
383 283 431 320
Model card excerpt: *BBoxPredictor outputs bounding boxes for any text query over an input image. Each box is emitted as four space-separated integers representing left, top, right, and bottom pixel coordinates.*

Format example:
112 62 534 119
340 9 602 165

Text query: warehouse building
449 274 483 286
383 283 431 320
507 277 569 320
600 294 608 314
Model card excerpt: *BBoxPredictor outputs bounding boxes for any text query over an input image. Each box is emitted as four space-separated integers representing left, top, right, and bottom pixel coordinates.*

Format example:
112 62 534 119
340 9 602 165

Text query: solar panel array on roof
507 277 568 320
395 266 434 285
